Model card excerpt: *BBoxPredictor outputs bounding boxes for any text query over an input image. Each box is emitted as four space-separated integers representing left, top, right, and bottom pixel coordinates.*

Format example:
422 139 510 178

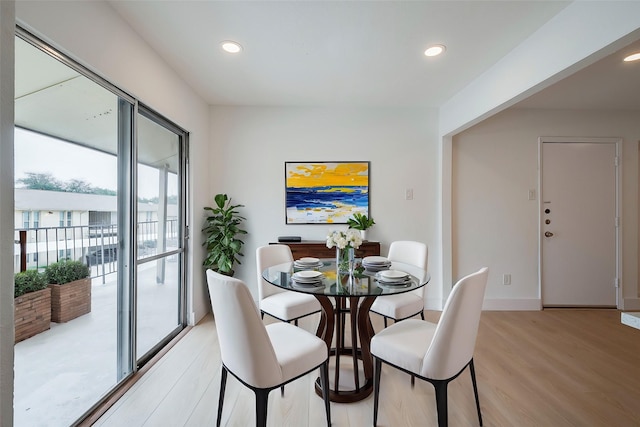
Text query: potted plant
45 259 91 323
347 212 375 240
14 269 51 343
203 193 247 276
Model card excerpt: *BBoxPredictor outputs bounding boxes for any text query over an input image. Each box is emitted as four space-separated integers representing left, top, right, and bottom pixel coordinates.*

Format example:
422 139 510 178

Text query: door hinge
614 156 620 167
615 217 620 228
614 278 620 288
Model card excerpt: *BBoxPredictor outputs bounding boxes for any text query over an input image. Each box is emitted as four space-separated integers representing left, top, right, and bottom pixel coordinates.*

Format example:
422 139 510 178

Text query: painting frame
285 161 370 225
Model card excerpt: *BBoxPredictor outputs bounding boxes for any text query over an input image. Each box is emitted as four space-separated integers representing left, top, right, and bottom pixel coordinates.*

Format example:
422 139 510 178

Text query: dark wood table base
314 295 376 403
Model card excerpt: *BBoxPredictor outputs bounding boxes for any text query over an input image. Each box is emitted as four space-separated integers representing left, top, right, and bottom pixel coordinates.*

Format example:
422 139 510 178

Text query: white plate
298 257 320 264
292 280 324 288
294 260 323 268
377 281 411 289
363 256 389 265
293 270 323 280
379 270 408 280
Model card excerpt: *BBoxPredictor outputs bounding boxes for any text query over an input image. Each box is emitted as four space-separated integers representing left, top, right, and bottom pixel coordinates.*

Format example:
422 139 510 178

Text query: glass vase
337 246 355 275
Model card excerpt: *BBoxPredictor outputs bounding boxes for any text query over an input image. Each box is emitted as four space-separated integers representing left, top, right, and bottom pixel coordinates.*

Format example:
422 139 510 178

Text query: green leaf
202 193 247 277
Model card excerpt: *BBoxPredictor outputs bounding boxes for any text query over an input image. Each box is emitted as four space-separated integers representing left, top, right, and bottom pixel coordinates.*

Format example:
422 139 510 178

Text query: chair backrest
206 269 283 388
388 240 428 293
421 267 488 380
388 240 428 269
256 244 294 301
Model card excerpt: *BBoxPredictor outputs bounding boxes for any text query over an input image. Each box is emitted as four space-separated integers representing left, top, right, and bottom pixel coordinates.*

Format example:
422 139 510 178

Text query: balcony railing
14 220 178 284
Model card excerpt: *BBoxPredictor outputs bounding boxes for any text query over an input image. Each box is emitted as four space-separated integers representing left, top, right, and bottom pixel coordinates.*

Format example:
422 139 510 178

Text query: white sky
14 128 177 199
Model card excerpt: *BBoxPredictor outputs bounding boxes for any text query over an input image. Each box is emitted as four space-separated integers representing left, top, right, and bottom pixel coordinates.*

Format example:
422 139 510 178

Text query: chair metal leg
255 389 269 427
411 315 419 386
383 316 388 328
469 359 483 426
433 380 449 427
294 319 299 327
280 385 285 396
420 311 425 320
217 366 228 427
320 361 332 426
373 357 382 426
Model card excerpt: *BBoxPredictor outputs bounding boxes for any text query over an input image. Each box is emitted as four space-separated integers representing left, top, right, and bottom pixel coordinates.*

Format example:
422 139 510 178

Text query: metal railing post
19 230 27 272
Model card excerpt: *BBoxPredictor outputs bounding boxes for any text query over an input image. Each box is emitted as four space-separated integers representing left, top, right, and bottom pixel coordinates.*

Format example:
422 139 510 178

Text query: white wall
453 108 640 310
15 1 212 324
209 106 443 307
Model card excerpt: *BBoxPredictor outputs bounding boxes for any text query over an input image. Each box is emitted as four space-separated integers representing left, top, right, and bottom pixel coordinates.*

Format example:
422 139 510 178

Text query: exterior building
14 188 177 272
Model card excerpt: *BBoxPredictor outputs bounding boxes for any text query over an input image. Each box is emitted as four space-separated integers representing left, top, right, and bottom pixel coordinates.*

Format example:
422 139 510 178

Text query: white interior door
541 141 617 307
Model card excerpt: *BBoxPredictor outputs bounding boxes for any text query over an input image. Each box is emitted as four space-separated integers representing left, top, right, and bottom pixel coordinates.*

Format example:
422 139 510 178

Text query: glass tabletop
262 258 430 297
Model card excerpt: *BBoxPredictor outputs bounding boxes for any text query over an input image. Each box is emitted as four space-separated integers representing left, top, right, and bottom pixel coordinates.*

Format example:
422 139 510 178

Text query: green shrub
14 270 48 298
44 259 90 285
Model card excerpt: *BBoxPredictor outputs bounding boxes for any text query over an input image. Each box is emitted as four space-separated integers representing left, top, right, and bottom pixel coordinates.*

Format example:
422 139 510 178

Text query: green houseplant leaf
347 212 375 231
202 193 247 276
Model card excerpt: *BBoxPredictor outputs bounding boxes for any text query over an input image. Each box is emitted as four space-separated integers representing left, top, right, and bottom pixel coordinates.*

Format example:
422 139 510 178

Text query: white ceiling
515 37 640 110
107 0 640 111
108 0 582 109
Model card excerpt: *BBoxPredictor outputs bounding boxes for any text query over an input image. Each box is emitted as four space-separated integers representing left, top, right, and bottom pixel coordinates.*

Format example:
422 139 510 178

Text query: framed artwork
285 161 370 224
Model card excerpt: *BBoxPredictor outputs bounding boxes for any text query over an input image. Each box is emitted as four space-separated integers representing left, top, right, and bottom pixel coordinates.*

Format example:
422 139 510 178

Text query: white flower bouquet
326 229 363 250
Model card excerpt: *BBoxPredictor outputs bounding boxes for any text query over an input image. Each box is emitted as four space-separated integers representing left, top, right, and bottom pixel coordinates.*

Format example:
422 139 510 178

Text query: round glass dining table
262 259 430 403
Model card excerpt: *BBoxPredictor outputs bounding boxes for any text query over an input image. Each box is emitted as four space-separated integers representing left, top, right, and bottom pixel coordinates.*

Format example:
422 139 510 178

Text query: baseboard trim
622 298 640 311
426 297 543 311
482 298 542 311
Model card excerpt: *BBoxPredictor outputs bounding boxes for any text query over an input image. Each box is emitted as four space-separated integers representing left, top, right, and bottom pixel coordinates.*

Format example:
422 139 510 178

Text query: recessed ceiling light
424 44 446 57
221 41 242 54
623 52 640 62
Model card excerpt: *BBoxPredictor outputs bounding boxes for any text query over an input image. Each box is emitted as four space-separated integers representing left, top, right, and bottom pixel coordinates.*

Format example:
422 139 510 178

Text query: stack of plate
294 257 323 269
291 270 324 287
362 256 392 271
375 269 411 286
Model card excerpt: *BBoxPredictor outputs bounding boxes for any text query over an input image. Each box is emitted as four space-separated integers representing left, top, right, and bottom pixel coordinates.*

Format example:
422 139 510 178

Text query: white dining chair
206 270 331 427
256 244 321 325
371 267 489 427
370 241 428 327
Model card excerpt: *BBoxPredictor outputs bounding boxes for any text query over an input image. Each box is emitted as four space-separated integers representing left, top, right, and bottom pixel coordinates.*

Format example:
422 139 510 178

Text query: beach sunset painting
285 161 370 224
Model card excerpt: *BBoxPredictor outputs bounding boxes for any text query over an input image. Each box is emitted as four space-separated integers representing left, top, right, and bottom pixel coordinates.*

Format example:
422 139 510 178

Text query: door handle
544 231 554 237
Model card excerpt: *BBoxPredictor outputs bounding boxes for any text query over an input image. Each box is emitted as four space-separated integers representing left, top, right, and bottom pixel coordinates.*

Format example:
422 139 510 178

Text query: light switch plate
405 188 413 200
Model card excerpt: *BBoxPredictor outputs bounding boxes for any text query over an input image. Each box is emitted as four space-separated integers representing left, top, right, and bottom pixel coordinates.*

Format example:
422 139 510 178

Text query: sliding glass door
135 109 186 362
14 28 188 426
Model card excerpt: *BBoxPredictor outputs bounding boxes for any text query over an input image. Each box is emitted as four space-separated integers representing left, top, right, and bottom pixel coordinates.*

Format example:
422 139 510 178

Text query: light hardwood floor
93 309 640 426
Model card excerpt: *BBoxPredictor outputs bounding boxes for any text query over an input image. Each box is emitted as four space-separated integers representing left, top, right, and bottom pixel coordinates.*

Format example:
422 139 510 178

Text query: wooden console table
272 240 380 259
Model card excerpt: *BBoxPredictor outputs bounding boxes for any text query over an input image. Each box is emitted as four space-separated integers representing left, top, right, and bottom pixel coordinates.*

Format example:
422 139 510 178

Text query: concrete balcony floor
14 260 182 427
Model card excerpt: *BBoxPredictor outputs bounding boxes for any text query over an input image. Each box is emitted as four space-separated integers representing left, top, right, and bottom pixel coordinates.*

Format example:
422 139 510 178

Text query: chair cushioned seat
371 318 436 375
266 322 328 382
260 292 320 321
370 292 424 320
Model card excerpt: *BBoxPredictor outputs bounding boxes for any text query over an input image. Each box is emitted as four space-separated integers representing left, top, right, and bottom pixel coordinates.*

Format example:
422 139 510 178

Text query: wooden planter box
49 277 91 323
15 287 51 343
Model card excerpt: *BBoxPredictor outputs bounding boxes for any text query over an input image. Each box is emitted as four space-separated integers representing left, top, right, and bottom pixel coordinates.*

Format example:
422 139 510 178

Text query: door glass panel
135 113 182 359
13 37 128 426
